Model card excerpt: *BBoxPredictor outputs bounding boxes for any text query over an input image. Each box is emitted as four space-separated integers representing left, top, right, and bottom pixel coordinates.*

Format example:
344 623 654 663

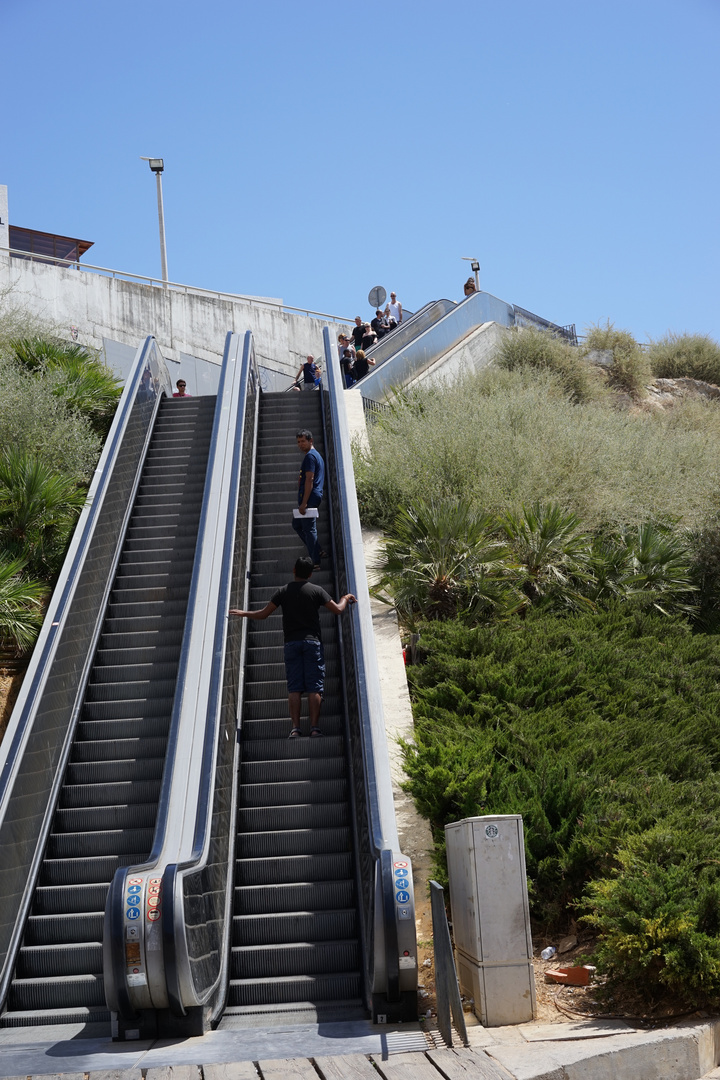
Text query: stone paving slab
2 1017 720 1079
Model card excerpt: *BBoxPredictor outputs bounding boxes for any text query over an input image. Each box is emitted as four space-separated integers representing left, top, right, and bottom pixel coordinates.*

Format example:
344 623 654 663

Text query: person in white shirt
384 291 403 326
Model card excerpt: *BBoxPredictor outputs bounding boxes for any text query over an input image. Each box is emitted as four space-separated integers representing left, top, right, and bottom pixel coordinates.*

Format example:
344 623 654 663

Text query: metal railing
322 327 418 1022
430 880 468 1047
0 337 173 1011
104 332 258 1032
0 246 354 325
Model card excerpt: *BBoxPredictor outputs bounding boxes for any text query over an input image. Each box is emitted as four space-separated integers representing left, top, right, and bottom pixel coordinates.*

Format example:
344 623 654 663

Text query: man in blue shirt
293 428 325 568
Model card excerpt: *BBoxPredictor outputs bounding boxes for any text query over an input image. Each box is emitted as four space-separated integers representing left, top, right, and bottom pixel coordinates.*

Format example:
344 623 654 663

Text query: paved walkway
2 1016 720 1080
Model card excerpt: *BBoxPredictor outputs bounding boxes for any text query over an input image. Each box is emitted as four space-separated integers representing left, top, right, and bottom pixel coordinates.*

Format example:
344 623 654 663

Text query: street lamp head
140 156 164 173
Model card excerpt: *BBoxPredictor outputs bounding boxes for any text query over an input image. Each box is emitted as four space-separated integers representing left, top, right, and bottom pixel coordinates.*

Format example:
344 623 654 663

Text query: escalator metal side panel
354 289 515 403
105 332 259 1031
0 337 173 1011
360 298 457 370
322 328 418 1021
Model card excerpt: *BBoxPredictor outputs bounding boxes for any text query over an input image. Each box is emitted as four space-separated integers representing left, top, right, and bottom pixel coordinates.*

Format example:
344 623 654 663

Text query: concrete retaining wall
0 252 349 379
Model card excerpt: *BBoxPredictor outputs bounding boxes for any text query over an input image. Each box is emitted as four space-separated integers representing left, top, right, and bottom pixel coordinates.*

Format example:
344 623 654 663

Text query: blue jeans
292 499 322 563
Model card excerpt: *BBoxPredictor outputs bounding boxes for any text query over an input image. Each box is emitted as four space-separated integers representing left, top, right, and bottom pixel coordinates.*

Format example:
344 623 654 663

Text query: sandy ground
0 665 24 743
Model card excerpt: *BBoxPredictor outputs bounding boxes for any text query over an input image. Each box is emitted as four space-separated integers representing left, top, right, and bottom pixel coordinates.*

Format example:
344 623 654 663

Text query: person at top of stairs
229 556 355 739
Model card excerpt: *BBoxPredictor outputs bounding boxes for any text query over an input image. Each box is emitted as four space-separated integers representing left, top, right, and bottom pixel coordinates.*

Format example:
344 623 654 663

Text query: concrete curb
466 1018 720 1080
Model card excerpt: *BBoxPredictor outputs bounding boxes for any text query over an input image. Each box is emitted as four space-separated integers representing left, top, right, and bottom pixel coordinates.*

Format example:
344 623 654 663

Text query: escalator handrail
323 326 413 1005
165 329 258 1012
322 326 400 856
0 336 172 1007
353 289 516 403
360 298 457 371
121 330 255 1018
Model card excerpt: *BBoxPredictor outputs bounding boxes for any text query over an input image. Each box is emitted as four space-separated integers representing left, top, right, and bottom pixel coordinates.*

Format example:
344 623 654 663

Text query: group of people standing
336 290 403 389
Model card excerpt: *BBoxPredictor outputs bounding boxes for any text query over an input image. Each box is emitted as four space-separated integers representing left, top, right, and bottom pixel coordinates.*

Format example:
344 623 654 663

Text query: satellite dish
368 285 387 310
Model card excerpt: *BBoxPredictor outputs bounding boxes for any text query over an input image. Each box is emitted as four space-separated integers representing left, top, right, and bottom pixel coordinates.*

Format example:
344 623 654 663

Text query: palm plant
622 523 698 616
373 498 515 624
10 336 122 435
0 556 46 653
0 450 86 578
501 501 593 611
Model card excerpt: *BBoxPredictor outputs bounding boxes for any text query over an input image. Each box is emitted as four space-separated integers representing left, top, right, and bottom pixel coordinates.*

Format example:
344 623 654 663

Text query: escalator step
25 912 104 946
237 801 349 832
47 827 154 859
9 974 106 1010
236 852 352 886
80 699 174 723
71 736 168 763
16 942 103 979
234 879 355 916
54 802 157 833
65 758 163 785
40 854 146 886
33 883 110 915
77 715 171 739
0 1006 111 1028
60 779 161 808
233 909 356 946
236 827 350 859
231 940 359 979
242 700 342 724
241 757 345 784
227 972 361 1007
240 735 344 762
240 779 347 808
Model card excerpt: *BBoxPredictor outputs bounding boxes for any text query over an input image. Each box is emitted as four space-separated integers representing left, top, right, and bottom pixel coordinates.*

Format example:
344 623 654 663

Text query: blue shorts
284 639 325 694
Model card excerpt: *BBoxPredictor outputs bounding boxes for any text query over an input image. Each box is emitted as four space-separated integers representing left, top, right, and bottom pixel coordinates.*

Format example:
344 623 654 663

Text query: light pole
462 256 480 293
141 157 168 287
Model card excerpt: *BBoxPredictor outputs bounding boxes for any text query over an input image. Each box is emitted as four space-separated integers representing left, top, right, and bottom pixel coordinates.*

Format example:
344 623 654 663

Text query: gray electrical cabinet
445 814 536 1026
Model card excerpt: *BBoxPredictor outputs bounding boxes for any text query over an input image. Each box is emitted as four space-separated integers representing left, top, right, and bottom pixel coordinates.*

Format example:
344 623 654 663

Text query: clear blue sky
4 0 719 341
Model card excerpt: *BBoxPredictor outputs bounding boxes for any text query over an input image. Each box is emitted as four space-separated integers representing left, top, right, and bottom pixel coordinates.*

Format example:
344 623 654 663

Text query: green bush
584 320 651 394
354 364 720 532
402 609 720 927
584 807 720 1007
648 332 720 388
0 356 101 482
496 325 604 403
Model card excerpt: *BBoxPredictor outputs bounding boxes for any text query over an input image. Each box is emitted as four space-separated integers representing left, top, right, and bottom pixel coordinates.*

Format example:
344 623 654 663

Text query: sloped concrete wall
0 252 348 379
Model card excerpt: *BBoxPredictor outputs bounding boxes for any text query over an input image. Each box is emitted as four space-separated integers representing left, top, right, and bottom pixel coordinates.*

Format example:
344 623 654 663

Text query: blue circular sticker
128 885 142 894
394 868 408 877
127 894 141 906
396 890 410 903
126 907 140 920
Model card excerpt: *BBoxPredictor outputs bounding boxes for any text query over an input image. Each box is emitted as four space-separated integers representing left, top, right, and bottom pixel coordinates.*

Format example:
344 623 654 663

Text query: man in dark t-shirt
229 557 356 738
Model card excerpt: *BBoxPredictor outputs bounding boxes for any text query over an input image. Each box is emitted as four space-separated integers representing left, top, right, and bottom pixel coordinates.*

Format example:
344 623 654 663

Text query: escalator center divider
222 391 366 1027
0 396 216 1031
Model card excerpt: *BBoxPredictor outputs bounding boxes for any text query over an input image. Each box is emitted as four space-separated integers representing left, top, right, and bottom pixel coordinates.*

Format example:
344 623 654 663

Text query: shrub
0 356 101 482
402 608 720 926
9 337 122 436
354 365 720 532
584 320 651 394
648 332 720 388
584 807 720 1007
496 326 603 403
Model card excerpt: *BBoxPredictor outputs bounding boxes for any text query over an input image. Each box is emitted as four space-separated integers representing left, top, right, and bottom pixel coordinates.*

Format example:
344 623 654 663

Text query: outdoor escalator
222 390 363 1026
0 394 215 1029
